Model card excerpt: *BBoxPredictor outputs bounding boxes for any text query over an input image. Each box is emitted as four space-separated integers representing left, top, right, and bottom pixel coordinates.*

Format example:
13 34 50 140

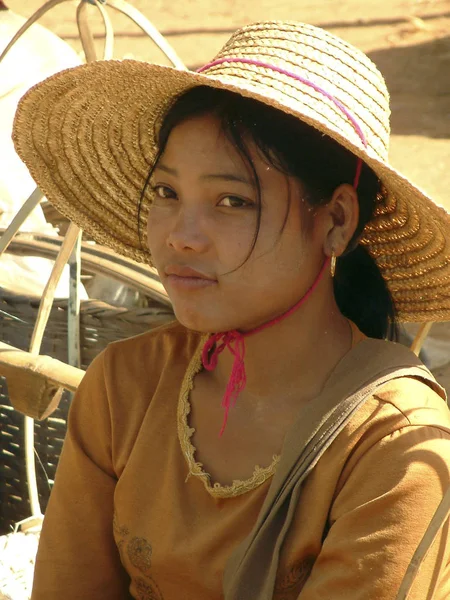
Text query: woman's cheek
146 217 167 261
147 205 172 236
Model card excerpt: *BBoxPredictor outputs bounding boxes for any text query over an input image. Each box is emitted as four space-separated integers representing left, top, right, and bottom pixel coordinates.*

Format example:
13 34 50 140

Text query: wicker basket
0 288 174 534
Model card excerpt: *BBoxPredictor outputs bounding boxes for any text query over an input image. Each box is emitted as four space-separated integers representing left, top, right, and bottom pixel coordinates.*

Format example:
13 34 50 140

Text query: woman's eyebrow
155 162 252 186
154 163 177 176
201 172 252 185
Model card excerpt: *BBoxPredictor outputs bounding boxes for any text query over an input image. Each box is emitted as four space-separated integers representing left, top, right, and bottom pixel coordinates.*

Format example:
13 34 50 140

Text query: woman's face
147 113 327 333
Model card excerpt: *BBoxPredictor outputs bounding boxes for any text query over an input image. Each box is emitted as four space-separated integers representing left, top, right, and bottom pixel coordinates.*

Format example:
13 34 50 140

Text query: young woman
12 20 450 600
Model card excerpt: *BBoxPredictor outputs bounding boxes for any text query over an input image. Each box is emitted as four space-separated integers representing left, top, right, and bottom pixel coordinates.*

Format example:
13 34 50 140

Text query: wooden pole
0 342 84 394
0 188 43 256
107 0 186 69
24 222 80 520
29 223 80 355
410 322 434 356
0 0 72 63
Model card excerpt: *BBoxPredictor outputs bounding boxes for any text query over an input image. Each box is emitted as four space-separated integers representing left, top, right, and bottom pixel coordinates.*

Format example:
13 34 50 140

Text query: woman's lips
165 265 217 290
165 274 217 290
164 266 217 290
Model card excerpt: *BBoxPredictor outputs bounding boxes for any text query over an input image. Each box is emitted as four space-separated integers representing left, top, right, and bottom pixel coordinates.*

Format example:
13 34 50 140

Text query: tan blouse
31 321 450 599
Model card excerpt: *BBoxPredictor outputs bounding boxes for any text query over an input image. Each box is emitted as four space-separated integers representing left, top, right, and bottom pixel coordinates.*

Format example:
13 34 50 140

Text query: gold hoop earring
330 251 337 278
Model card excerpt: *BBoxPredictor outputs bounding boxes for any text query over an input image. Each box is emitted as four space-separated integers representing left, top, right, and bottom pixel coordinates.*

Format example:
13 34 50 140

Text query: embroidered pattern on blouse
177 337 280 498
114 513 165 600
274 556 316 599
113 512 130 538
135 576 164 600
127 537 153 574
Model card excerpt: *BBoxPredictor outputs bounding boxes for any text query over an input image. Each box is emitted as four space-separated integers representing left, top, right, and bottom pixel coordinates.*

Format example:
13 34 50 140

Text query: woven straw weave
12 21 450 322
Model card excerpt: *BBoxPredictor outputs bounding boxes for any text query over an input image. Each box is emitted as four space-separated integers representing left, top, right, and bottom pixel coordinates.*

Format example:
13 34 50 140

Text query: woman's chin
172 305 237 334
171 299 282 334
171 305 208 332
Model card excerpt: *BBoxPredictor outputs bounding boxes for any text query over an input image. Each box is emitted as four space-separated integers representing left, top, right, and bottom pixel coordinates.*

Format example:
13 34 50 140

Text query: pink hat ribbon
197 57 368 187
197 57 367 436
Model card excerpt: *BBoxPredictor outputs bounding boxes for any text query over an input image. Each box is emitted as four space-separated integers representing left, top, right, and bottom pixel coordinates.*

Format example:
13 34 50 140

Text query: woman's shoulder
81 320 204 394
343 329 449 436
329 375 450 505
77 321 204 428
357 370 449 437
103 319 203 363
334 374 450 472
370 375 450 429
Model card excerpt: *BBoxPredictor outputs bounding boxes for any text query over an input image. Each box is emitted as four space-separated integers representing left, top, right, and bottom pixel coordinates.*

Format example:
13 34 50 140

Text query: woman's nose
166 209 210 253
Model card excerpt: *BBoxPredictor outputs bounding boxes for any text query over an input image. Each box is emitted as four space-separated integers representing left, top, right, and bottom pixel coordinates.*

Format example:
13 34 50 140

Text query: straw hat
12 21 450 322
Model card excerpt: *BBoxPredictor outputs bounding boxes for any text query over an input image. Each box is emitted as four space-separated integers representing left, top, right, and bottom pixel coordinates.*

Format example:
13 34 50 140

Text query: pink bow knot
202 330 247 436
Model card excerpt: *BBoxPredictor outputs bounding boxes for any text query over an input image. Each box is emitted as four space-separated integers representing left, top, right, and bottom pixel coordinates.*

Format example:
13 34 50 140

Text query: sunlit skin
147 114 360 473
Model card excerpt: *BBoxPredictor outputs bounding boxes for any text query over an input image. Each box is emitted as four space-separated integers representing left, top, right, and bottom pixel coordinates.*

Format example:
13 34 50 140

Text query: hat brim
12 59 450 322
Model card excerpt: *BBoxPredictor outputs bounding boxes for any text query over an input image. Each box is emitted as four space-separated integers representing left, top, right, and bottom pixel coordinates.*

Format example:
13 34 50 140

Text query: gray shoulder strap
223 339 444 600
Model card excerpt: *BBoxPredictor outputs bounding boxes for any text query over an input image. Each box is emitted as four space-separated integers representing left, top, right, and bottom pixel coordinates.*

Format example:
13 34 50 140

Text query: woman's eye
218 196 251 208
152 185 176 199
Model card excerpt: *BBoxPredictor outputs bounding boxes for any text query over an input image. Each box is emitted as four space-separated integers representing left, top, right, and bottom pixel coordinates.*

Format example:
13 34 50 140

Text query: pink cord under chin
201 258 330 436
196 57 365 435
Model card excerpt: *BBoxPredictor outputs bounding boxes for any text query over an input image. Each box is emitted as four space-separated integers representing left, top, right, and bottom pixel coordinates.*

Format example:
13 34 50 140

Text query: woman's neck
210 282 353 403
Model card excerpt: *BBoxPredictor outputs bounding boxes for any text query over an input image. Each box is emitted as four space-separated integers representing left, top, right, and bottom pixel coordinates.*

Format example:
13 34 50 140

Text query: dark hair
141 86 397 340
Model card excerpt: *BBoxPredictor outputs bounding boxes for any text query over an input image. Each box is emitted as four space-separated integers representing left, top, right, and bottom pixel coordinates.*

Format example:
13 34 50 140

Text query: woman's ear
323 183 359 258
